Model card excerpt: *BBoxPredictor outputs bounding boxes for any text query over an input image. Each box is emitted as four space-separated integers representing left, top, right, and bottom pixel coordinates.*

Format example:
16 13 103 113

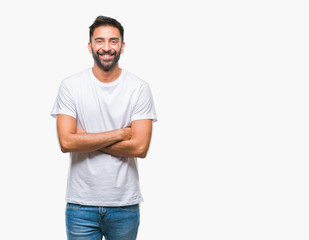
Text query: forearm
60 129 126 153
100 139 149 158
100 119 153 158
57 114 132 153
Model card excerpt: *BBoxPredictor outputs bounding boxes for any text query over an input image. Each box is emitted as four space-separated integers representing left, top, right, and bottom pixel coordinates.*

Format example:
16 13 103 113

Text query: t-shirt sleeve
51 80 76 119
131 83 157 122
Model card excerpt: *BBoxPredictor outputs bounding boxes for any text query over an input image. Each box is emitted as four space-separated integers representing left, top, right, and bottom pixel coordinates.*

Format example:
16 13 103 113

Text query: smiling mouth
98 51 116 61
100 54 114 60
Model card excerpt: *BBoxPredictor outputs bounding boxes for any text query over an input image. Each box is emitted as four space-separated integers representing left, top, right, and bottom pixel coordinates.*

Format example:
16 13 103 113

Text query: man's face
88 26 125 71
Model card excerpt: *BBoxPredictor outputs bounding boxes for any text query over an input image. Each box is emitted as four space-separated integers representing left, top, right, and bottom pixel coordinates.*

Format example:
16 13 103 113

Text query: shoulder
61 68 90 87
123 69 149 88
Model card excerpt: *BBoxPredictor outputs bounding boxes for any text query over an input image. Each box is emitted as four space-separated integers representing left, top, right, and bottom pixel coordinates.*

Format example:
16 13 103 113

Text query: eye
111 40 118 45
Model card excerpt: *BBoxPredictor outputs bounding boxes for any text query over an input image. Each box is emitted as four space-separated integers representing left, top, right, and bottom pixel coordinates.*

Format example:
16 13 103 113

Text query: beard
92 47 121 71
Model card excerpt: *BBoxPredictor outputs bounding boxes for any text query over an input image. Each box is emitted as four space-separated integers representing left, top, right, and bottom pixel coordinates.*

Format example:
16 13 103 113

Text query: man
51 16 157 240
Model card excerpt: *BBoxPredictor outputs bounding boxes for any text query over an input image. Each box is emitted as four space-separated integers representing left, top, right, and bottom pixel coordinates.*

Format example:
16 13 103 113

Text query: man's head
89 16 124 44
88 16 125 72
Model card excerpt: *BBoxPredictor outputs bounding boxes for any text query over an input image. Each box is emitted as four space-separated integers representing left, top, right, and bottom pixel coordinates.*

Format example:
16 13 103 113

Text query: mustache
97 49 116 55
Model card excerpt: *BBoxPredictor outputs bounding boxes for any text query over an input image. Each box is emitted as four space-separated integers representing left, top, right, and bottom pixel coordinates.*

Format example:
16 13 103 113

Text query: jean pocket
66 203 82 209
118 204 139 212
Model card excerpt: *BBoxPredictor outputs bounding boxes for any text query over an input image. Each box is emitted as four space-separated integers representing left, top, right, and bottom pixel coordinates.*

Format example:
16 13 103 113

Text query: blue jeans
65 203 140 240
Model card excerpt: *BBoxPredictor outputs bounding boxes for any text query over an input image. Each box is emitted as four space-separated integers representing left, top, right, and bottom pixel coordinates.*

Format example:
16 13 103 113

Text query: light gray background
0 0 308 239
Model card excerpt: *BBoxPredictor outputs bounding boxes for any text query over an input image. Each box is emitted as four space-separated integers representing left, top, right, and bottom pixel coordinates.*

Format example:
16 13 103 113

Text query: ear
120 41 125 54
88 42 92 54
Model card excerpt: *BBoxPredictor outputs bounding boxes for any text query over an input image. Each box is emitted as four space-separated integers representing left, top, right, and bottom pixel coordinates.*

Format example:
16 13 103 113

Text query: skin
57 25 153 158
88 25 125 83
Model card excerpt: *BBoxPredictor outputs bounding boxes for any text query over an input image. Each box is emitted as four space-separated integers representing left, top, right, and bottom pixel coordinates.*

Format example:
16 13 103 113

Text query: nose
102 41 111 51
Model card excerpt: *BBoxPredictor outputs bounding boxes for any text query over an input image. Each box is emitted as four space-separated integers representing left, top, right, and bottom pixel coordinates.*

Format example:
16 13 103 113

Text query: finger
76 127 86 133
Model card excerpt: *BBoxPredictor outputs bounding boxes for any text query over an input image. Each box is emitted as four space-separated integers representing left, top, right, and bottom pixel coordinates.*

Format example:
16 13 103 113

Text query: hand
76 127 86 134
122 127 132 141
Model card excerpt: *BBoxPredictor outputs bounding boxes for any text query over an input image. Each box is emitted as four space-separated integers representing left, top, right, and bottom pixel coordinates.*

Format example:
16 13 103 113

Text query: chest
74 83 137 131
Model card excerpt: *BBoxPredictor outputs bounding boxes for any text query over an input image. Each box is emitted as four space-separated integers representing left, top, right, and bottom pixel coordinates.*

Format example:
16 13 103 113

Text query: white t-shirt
51 68 157 206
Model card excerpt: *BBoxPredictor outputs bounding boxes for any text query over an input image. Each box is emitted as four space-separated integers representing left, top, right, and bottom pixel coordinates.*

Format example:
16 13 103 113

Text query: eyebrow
94 37 120 41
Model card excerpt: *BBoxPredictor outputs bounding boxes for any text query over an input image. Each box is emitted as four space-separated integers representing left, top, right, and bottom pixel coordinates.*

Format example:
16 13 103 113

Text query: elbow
136 147 149 159
60 146 69 153
59 139 72 153
59 138 88 154
138 152 147 159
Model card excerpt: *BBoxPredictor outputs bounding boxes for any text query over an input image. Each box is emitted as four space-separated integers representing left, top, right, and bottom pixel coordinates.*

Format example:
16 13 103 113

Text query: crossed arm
56 114 153 158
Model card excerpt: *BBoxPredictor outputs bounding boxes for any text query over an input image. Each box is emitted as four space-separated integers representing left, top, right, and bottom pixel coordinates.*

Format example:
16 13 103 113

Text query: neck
92 64 122 83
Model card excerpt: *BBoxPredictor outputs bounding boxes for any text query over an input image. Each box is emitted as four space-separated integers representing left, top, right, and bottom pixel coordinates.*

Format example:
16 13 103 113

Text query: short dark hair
89 16 124 43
